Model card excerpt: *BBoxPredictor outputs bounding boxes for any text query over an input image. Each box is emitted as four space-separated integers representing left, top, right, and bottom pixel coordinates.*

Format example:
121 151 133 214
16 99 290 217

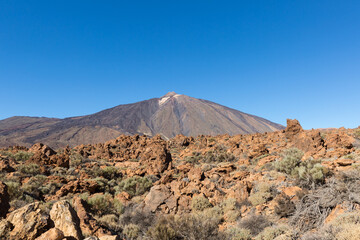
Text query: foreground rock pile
0 119 359 239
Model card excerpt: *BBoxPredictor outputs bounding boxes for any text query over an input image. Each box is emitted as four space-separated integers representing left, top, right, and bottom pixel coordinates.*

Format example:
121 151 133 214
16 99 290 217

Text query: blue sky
1 0 359 129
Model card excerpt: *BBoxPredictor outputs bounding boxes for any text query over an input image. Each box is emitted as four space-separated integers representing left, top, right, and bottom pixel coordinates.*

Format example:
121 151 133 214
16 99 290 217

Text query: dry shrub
123 223 141 240
248 183 275 206
274 193 295 217
238 213 271 236
170 212 226 240
254 225 290 240
191 195 212 211
226 228 252 240
146 217 176 240
291 171 360 232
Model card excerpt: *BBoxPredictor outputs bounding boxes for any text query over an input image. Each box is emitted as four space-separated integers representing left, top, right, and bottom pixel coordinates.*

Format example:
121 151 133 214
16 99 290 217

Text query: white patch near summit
159 94 181 106
159 97 170 105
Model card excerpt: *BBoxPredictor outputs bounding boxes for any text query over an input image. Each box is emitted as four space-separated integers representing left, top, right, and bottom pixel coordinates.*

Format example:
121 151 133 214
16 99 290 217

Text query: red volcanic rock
285 119 303 139
249 144 269 159
29 143 56 157
72 197 110 237
52 180 99 200
0 158 15 172
28 143 70 168
75 135 172 175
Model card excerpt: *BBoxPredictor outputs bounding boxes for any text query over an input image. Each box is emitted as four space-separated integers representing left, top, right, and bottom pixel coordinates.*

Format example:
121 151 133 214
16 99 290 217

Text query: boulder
0 219 13 239
72 197 110 237
35 228 64 240
50 200 83 240
52 180 99 199
144 185 176 212
6 202 49 240
285 119 303 139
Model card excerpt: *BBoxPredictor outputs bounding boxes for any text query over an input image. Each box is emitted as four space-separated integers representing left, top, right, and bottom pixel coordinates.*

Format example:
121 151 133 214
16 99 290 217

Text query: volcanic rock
49 200 83 240
6 202 49 240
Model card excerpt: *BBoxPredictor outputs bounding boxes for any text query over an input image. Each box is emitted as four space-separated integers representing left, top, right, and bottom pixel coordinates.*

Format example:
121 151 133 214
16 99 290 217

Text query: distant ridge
0 92 284 148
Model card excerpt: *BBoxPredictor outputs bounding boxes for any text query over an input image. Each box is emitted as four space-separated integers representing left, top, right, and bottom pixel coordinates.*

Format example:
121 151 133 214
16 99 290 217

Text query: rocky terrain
0 119 359 239
0 92 284 148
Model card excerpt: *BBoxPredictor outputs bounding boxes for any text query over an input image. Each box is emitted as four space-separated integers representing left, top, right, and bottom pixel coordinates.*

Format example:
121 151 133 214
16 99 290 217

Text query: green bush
14 151 33 162
86 193 120 216
248 183 274 206
18 163 40 176
5 181 23 201
294 159 327 185
97 214 121 233
146 218 176 240
226 228 252 240
275 148 327 186
220 198 241 222
117 176 152 197
123 223 141 240
255 225 290 240
171 213 226 240
203 145 236 163
69 153 83 168
274 148 304 175
21 175 47 196
191 195 212 211
99 166 122 180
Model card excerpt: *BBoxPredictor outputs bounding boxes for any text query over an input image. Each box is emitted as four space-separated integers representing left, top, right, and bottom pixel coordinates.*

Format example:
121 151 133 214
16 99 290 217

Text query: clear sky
1 1 359 129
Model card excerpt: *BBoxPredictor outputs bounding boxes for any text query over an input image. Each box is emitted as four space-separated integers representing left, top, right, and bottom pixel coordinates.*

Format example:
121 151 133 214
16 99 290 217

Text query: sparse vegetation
191 195 212 211
249 183 275 206
116 176 152 197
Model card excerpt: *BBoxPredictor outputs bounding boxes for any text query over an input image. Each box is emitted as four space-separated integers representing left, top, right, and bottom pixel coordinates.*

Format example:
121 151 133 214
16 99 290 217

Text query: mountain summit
0 92 284 148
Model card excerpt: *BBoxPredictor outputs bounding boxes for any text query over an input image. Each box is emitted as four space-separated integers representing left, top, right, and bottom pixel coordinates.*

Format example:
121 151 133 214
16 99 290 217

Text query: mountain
0 92 284 148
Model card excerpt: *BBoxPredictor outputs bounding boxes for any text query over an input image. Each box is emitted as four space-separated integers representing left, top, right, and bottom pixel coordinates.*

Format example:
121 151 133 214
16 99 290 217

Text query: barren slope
0 92 284 148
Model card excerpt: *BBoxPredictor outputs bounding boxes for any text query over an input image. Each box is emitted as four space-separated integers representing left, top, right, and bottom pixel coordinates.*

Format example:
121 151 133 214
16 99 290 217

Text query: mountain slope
0 92 284 148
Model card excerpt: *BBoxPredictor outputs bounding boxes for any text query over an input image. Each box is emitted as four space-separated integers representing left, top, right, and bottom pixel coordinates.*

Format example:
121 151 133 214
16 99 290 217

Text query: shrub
21 175 47 200
248 183 274 206
354 129 360 139
120 205 155 231
274 193 295 217
290 172 360 231
226 228 252 240
171 213 226 240
5 181 22 201
97 214 121 233
203 145 236 163
14 151 33 162
146 217 176 240
86 193 123 216
123 223 141 240
254 225 290 240
87 193 112 215
69 153 83 168
220 198 241 222
295 159 328 186
274 148 303 175
18 163 40 176
184 152 202 164
117 176 152 197
100 166 122 180
275 148 327 187
238 214 271 236
191 195 212 211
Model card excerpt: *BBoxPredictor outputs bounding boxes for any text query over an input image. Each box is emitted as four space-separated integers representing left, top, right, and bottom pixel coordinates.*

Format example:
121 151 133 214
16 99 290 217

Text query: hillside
0 120 359 239
0 92 284 148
